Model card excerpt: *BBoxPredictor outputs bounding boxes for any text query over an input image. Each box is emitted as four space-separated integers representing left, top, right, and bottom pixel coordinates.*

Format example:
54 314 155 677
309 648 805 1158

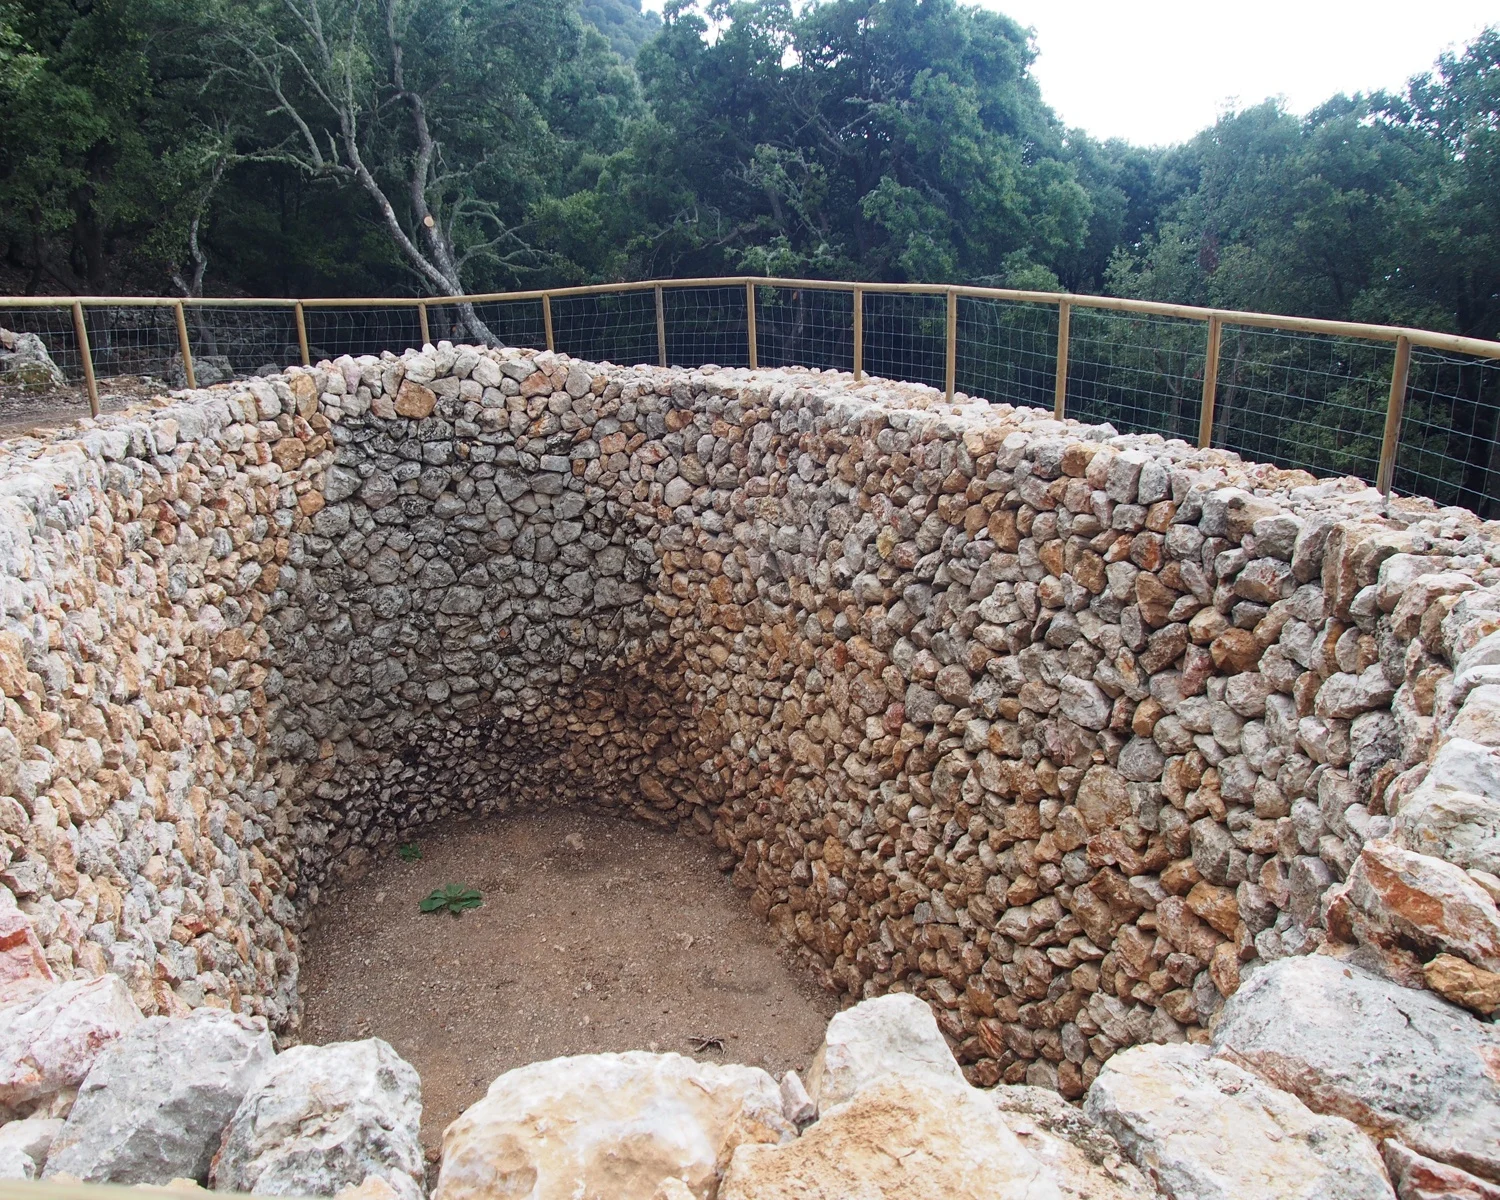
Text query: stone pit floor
297 810 839 1150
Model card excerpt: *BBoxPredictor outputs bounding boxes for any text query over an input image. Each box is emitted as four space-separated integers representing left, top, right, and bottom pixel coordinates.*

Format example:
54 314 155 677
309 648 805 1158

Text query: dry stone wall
3 344 1498 1101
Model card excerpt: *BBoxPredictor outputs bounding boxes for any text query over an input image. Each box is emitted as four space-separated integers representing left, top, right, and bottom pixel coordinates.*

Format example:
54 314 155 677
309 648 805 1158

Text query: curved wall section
2 347 1498 1094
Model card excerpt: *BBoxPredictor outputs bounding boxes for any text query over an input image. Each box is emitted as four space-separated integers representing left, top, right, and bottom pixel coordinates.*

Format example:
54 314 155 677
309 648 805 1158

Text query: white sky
638 1 1496 146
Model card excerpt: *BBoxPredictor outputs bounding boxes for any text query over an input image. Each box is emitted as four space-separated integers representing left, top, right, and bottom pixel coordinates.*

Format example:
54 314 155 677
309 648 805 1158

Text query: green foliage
579 0 660 58
0 0 1493 387
398 843 422 862
420 884 482 915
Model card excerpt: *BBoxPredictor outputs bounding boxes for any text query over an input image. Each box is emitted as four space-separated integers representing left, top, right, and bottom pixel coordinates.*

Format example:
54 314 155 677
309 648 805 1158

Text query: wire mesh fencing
302 306 424 361
2 284 1498 516
186 306 299 378
1065 308 1207 442
862 291 948 391
1212 326 1391 485
550 289 658 366
755 286 855 373
2 304 86 380
955 296 1057 412
1397 349 1500 519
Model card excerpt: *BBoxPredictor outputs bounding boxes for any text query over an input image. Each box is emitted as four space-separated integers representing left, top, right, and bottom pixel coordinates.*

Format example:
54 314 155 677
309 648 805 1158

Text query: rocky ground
6 959 1495 1198
296 811 838 1147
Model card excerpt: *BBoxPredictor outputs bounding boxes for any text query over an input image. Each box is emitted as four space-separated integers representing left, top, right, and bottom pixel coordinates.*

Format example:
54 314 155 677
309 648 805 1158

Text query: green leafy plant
420 884 482 916
398 843 422 862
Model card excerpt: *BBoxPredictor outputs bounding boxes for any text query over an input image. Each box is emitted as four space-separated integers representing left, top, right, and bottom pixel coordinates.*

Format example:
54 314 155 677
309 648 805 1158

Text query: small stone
1382 1140 1500 1200
1423 954 1500 1016
0 1118 63 1180
1325 840 1500 973
394 379 436 418
777 1070 816 1127
0 888 56 1009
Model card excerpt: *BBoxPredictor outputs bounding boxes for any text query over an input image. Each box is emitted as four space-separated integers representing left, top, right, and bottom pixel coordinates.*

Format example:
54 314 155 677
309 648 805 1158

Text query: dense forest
1 0 1497 339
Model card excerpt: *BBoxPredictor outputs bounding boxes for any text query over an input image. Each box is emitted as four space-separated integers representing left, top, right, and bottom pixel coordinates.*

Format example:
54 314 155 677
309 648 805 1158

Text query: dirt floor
297 810 839 1150
0 377 161 438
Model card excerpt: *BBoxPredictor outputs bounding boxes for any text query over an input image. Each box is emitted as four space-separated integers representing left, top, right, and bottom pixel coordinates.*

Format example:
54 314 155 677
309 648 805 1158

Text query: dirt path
0 378 161 438
296 810 839 1149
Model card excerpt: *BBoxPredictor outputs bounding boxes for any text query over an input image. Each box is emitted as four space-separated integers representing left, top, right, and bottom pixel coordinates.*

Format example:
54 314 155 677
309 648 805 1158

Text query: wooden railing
4 278 1498 514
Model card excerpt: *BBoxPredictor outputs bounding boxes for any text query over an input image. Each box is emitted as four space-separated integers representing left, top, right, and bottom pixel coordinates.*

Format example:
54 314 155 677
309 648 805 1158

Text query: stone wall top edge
1 345 1497 551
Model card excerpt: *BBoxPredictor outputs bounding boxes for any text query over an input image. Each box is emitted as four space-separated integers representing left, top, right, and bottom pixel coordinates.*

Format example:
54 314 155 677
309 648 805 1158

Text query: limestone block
803 993 965 1110
1326 839 1500 973
435 1051 791 1200
1084 1043 1393 1199
0 887 56 1010
1382 1141 1500 1200
0 976 142 1107
0 1118 63 1179
1395 738 1500 876
1212 955 1500 1182
720 1076 1059 1200
44 1009 274 1184
211 1039 424 1200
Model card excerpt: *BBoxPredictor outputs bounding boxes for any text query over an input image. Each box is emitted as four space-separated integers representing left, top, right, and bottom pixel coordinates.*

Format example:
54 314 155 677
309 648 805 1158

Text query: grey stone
44 1009 273 1185
1212 955 1500 1184
1085 1043 1393 1200
211 1038 424 1200
0 1118 63 1180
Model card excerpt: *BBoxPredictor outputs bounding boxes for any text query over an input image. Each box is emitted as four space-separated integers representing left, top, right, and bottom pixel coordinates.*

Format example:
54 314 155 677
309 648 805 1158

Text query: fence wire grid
2 284 1497 518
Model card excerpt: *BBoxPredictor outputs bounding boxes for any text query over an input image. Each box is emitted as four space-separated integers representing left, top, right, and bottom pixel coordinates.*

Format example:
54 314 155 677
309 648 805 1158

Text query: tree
209 0 637 337
588 0 1093 284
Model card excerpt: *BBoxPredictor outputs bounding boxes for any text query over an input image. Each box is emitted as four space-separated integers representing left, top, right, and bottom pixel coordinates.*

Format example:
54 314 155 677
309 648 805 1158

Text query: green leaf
398 843 421 862
421 883 482 915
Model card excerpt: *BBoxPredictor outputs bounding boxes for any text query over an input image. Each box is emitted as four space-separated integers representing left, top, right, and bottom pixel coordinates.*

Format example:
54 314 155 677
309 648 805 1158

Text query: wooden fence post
945 288 958 402
1054 300 1072 419
294 302 311 366
1378 334 1413 498
542 293 555 352
70 301 99 418
853 287 864 381
745 282 758 370
655 285 668 367
417 302 431 349
1199 314 1223 449
173 302 196 390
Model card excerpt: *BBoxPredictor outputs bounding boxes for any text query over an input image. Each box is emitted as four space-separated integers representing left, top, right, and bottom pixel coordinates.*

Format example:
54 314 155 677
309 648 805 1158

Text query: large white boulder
43 1009 274 1184
1212 954 1500 1183
720 1076 1059 1200
803 993 964 1110
211 1038 424 1200
1085 1043 1393 1200
0 975 142 1107
434 1051 792 1200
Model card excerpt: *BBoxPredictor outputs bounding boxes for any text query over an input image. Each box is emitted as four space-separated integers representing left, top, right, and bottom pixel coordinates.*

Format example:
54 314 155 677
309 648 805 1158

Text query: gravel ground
0 377 163 437
297 810 839 1150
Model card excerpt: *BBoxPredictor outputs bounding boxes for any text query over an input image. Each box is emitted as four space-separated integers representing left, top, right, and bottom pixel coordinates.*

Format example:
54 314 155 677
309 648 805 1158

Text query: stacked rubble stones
1 342 1498 1113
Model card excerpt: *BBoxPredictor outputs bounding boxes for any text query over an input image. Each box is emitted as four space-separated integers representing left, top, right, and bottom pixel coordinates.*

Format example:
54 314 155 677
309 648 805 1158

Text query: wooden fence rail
4 278 1499 506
